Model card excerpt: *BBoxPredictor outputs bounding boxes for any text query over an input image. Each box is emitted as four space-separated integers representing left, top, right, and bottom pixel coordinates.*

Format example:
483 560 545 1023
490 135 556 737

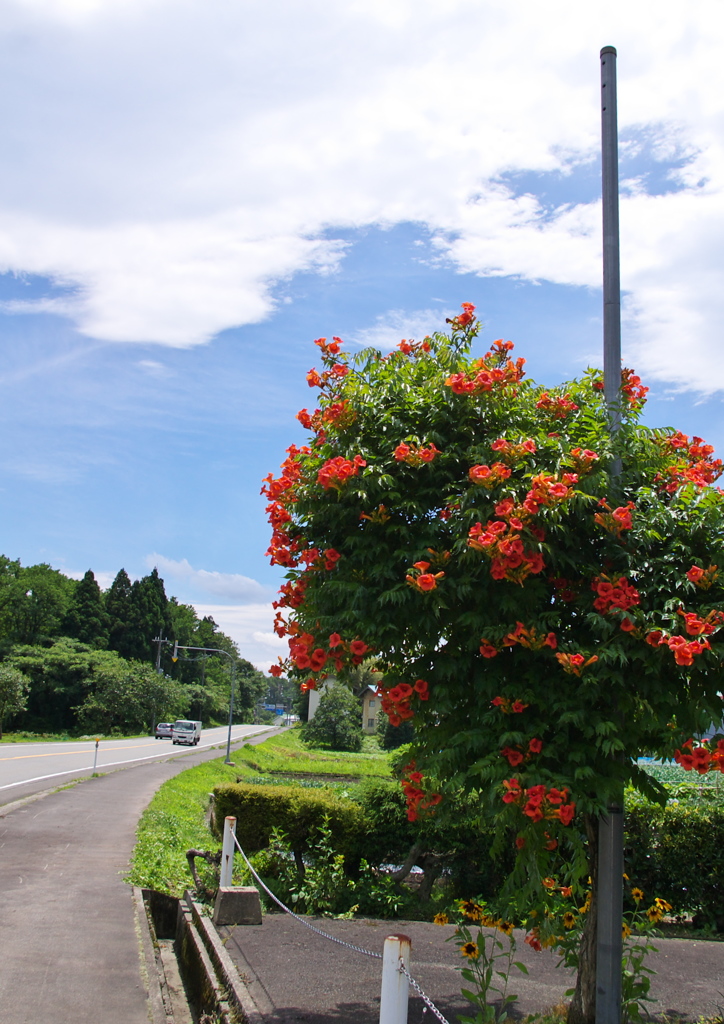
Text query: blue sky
2 0 724 668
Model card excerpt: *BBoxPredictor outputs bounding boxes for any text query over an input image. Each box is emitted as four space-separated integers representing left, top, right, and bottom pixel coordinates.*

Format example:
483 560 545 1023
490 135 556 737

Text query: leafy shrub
625 799 724 928
212 782 365 862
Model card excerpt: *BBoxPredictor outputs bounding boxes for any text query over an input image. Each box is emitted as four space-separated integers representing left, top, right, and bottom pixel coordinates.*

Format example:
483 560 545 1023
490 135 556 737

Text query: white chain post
220 815 237 887
379 934 410 1024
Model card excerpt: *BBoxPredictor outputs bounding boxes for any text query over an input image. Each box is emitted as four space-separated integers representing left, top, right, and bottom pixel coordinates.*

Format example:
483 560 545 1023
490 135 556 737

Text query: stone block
212 886 263 926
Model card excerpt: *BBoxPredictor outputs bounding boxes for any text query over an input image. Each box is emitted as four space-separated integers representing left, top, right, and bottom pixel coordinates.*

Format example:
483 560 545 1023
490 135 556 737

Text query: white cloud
147 554 273 603
2 1 724 386
350 308 456 351
191 602 285 672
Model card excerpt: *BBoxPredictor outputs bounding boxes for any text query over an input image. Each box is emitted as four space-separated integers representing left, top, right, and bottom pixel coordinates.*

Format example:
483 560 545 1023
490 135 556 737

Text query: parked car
155 722 173 739
172 719 202 745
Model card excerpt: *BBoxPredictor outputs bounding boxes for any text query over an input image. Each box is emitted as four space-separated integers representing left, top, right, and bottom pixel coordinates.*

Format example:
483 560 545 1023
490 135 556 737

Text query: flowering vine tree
263 305 724 1016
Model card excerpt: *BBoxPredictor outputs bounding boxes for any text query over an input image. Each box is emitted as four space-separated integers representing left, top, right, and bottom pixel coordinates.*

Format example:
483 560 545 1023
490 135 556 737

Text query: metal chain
398 961 451 1024
231 833 382 959
231 832 452 1024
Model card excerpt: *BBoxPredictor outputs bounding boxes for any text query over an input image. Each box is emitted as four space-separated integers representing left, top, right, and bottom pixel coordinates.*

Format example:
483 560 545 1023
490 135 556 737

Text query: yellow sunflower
433 912 449 926
622 922 632 940
563 912 577 929
461 941 480 960
459 899 484 922
631 888 644 903
498 920 515 936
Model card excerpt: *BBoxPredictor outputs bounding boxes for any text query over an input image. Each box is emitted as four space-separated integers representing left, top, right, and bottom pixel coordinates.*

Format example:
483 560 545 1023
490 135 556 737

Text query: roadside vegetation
0 556 274 736
129 730 724 938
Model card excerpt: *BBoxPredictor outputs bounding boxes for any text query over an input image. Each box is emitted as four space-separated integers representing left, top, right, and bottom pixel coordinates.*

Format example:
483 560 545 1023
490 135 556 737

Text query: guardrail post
379 933 410 1024
220 816 237 888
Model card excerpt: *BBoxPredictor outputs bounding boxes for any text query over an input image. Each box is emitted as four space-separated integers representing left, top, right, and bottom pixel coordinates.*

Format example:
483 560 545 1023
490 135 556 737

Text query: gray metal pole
225 661 237 765
601 45 622 429
597 44 624 1024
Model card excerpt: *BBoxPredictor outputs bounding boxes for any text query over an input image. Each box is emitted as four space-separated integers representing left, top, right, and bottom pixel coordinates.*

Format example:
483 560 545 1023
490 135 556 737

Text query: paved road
0 723 272 805
0 726 281 1024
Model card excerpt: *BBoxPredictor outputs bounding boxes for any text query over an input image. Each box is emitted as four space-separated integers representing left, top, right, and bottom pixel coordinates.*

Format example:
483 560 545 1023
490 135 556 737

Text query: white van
172 720 202 745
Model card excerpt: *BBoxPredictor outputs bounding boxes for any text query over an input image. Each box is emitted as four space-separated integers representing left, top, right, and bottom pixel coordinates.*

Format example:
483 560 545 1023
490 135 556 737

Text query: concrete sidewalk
0 730 278 1024
219 913 724 1024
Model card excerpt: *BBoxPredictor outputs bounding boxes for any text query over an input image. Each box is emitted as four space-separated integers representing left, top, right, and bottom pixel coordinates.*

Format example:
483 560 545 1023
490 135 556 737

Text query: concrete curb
184 892 268 1024
132 886 175 1024
137 885 268 1023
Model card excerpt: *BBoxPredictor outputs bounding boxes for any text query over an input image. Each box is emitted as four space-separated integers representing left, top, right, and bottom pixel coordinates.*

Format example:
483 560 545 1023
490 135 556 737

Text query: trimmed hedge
625 801 724 928
212 782 365 860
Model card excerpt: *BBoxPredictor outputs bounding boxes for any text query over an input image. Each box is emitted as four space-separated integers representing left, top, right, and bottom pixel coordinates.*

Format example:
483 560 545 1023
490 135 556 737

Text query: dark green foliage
62 570 109 648
105 569 135 659
212 782 365 860
0 663 30 737
377 713 414 749
302 684 363 751
5 637 188 734
625 799 724 929
0 558 75 648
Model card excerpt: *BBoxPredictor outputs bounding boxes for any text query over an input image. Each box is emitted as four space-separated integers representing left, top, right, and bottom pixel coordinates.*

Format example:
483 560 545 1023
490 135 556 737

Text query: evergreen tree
125 568 170 663
62 570 109 648
106 569 135 659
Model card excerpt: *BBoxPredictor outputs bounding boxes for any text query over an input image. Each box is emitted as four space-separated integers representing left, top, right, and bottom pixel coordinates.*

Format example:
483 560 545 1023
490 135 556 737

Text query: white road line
0 731 269 792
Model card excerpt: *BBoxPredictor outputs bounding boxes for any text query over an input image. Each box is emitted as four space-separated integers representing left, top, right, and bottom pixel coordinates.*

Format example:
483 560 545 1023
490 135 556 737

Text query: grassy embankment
127 727 392 896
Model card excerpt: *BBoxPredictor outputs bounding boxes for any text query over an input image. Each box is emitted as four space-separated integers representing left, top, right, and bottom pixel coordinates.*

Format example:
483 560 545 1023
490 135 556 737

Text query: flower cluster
468 519 545 583
555 652 599 677
394 441 441 466
686 563 719 589
592 575 640 613
467 475 576 583
305 337 350 392
317 454 366 490
677 606 724 636
535 392 579 418
501 737 543 767
297 399 356 437
567 447 599 473
445 338 526 395
406 560 445 592
674 737 724 774
468 462 511 488
446 301 477 330
501 778 576 825
490 437 537 463
491 695 529 713
263 444 308 568
593 500 635 537
503 622 557 651
645 629 711 666
401 761 442 822
654 430 723 491
270 626 371 681
525 472 578 513
377 678 429 726
620 367 649 407
397 337 432 356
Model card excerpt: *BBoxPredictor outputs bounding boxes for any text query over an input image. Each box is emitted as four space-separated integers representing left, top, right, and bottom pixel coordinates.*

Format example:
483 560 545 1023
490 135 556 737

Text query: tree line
0 556 270 736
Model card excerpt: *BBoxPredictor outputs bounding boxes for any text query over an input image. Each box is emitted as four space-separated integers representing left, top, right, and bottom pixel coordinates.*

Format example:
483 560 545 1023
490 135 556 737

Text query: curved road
0 723 273 805
0 726 282 1024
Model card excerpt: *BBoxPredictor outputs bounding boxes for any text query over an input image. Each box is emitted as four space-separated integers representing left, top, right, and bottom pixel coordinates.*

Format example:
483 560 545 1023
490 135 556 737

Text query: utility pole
597 44 624 1024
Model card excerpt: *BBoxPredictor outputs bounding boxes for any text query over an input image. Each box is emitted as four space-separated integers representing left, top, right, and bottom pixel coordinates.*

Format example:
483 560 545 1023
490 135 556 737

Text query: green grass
231 727 393 778
127 757 245 895
128 727 394 896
